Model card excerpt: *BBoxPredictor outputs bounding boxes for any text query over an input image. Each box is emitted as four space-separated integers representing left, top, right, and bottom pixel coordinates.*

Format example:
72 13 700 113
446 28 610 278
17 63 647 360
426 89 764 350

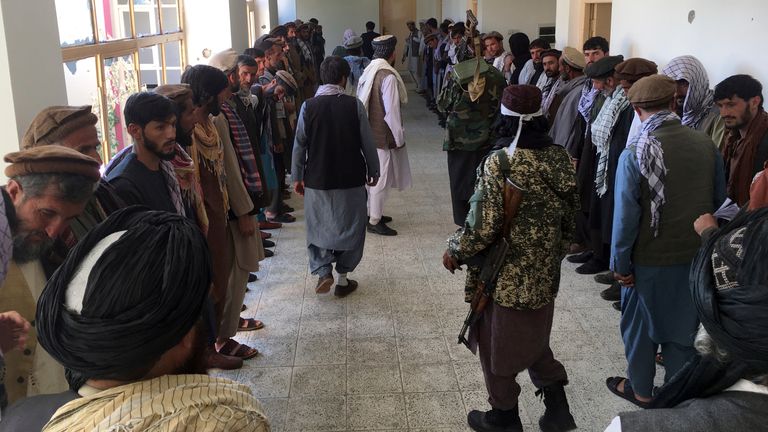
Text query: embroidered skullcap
628 74 676 108
615 58 658 82
22 106 98 150
585 55 624 79
561 46 586 70
36 207 212 383
501 85 543 115
4 145 101 181
373 35 397 59
344 36 363 49
482 31 504 42
208 49 238 73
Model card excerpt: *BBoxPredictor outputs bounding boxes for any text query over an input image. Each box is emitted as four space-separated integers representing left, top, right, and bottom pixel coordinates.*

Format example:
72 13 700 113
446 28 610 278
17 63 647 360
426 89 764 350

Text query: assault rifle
458 176 524 348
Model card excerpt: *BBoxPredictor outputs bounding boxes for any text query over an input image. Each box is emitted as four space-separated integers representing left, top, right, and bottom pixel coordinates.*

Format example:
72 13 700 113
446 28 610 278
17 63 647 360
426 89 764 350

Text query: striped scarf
662 55 715 129
629 110 680 237
592 86 630 196
220 101 262 194
577 81 598 123
0 189 11 285
541 77 564 116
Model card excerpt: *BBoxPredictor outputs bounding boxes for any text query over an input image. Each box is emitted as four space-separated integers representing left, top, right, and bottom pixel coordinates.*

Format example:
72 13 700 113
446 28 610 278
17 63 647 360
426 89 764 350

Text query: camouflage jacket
447 145 578 309
437 66 506 152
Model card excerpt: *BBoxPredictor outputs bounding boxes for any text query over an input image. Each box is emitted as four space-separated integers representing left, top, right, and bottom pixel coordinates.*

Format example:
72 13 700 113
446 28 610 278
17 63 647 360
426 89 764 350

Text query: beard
724 109 754 130
533 61 544 72
545 70 559 78
12 230 54 263
142 131 176 161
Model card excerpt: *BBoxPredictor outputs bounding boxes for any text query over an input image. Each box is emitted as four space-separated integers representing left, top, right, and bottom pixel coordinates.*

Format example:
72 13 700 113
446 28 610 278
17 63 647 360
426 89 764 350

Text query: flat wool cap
585 55 625 79
22 105 98 150
615 58 658 82
276 70 298 92
270 25 288 37
5 144 101 180
482 31 504 42
424 32 438 43
502 85 542 114
344 36 363 49
153 83 192 103
561 47 586 70
208 49 238 72
628 74 676 108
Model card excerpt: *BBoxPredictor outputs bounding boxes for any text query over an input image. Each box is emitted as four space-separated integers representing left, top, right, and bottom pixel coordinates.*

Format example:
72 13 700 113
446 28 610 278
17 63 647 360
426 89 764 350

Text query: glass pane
139 45 162 88
95 0 133 41
104 55 138 157
161 0 180 33
134 0 161 37
164 41 182 84
62 57 104 144
56 0 94 47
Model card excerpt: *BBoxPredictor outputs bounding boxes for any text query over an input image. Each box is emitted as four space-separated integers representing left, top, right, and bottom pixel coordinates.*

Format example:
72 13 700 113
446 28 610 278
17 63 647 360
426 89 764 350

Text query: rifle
458 176 524 348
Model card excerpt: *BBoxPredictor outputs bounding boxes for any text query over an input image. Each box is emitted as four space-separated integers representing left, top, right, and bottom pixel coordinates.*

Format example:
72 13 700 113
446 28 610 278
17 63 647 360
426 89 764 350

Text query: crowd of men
0 10 767 432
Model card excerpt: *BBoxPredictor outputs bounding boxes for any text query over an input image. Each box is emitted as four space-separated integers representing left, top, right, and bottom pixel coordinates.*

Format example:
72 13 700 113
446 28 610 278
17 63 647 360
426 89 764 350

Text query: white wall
479 0 556 42
610 0 768 88
417 0 441 21
278 0 297 24
229 0 249 53
442 0 465 22
0 0 67 181
295 0 379 52
185 0 234 65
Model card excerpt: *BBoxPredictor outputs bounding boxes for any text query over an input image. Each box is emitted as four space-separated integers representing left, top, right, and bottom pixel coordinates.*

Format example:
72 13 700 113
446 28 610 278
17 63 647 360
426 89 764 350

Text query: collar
724 378 768 395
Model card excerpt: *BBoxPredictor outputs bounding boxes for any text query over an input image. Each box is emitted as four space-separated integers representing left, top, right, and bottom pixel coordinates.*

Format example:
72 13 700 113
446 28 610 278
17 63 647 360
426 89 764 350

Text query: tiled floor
215 87 655 431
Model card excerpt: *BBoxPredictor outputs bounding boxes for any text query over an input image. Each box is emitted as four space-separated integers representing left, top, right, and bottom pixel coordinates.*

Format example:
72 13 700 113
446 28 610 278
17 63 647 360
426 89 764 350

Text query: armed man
438 12 506 227
443 84 579 432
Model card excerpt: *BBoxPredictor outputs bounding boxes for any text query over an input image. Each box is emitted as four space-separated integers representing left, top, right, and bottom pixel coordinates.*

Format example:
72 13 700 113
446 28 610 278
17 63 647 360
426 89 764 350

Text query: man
208 49 266 357
662 55 725 146
106 92 183 214
292 56 380 296
296 22 318 99
358 35 413 236
574 55 630 277
605 209 768 431
540 49 562 116
715 74 768 206
444 85 578 432
1 208 270 431
434 22 451 107
343 36 370 96
548 47 587 132
310 21 326 78
524 38 551 89
483 31 513 82
361 21 380 60
608 75 726 407
508 32 532 85
438 35 506 226
402 21 422 92
0 146 99 405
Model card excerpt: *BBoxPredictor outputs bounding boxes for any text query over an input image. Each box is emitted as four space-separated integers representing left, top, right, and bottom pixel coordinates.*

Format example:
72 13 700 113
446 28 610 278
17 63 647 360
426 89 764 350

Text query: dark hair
309 18 319 24
347 46 362 56
14 173 95 203
715 74 764 109
181 64 228 107
243 48 265 59
440 22 449 33
366 21 375 30
237 54 258 68
492 115 550 138
583 36 609 53
529 38 550 50
450 28 463 38
320 56 351 85
426 18 438 28
124 92 175 128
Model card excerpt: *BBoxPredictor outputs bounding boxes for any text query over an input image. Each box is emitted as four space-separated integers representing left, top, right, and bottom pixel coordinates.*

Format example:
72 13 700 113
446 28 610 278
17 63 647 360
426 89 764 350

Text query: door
583 2 612 42
380 0 417 72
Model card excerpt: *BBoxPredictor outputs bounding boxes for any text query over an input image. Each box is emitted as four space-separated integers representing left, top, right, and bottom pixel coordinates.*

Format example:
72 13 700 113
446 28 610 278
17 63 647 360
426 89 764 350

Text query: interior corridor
213 85 650 431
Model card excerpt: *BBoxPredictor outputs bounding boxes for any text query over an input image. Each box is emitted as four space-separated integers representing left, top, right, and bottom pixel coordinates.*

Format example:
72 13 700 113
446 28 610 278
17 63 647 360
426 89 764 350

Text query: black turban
36 206 212 383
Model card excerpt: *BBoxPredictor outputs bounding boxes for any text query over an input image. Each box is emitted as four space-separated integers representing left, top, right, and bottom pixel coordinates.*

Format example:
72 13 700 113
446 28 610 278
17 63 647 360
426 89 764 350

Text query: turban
500 85 544 156
22 105 98 150
628 74 676 109
36 207 212 383
4 145 101 181
561 47 586 70
373 35 397 59
614 58 658 83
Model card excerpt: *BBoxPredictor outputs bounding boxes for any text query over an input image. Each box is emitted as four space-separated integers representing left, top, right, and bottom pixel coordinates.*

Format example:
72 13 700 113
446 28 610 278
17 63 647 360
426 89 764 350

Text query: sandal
217 338 259 360
238 317 264 331
606 376 650 408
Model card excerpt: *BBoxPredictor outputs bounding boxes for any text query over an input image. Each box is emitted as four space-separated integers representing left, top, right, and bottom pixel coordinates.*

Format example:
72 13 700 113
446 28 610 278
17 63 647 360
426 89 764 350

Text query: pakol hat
615 58 658 82
22 106 98 150
276 70 298 96
627 74 676 108
561 46 586 70
208 49 238 73
270 25 288 38
344 36 363 50
373 35 397 59
424 33 439 43
5 144 101 180
585 55 624 79
153 83 192 103
482 31 504 42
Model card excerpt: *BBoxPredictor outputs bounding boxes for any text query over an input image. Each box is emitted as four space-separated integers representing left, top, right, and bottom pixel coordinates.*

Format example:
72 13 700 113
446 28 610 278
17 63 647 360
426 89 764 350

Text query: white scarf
356 58 408 112
315 84 346 97
501 106 544 158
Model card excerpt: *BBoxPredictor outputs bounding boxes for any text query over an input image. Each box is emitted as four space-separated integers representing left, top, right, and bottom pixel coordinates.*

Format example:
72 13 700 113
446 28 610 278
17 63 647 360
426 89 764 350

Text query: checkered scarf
592 86 630 197
577 80 598 123
541 77 563 116
662 55 714 129
629 110 680 237
0 189 12 285
220 101 262 194
297 39 315 65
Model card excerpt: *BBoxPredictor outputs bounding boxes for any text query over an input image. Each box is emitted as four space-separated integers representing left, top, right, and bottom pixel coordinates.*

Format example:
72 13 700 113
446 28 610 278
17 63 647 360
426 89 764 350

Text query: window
56 0 186 162
539 25 556 45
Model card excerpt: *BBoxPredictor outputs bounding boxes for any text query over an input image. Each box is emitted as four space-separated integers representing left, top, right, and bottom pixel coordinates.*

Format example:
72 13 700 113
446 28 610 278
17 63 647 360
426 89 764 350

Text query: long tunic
292 97 379 250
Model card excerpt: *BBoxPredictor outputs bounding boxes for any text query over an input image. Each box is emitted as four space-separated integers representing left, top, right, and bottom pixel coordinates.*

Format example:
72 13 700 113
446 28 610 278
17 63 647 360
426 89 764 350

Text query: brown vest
369 69 397 150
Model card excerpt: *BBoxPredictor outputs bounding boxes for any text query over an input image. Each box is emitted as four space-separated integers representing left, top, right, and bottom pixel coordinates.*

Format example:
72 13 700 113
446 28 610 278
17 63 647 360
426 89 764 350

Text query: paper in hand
713 198 740 222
